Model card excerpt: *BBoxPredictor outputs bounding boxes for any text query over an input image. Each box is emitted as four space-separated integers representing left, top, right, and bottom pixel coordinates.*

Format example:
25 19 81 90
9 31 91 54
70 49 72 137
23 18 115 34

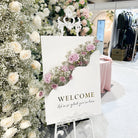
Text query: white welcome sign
41 36 101 125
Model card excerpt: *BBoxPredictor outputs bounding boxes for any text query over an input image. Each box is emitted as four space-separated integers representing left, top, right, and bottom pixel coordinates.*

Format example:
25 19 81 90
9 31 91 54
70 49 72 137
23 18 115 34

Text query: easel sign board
41 36 102 125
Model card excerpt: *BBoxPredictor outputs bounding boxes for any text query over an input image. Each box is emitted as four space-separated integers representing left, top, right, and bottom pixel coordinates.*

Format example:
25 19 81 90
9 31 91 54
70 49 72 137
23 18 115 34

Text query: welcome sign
41 36 101 125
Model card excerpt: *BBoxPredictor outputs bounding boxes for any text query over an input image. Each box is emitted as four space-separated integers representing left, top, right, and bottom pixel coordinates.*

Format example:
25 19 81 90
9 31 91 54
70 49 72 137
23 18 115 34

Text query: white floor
101 60 138 138
67 59 138 138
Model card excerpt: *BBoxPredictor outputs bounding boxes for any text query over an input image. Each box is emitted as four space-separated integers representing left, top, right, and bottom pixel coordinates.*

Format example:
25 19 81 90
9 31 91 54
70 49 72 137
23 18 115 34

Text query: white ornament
58 8 81 36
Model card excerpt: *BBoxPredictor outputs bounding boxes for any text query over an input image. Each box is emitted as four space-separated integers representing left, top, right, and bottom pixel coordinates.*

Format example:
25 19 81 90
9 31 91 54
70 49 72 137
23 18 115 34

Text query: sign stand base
54 118 95 138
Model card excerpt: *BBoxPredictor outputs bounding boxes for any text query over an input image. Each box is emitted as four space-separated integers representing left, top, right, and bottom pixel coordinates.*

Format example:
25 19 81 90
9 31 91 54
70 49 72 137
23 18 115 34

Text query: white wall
88 1 138 10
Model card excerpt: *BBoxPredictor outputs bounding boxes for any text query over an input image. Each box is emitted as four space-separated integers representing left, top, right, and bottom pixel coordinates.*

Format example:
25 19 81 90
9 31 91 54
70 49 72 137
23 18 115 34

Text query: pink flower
78 61 83 65
68 65 75 71
95 39 100 43
83 27 89 33
51 84 58 89
68 53 79 64
60 76 66 82
44 73 52 84
77 9 80 17
81 19 87 26
39 91 43 97
80 31 86 36
61 65 69 72
81 51 87 55
82 8 89 19
68 0 72 3
86 44 95 52
69 74 72 80
84 61 89 65
79 0 85 5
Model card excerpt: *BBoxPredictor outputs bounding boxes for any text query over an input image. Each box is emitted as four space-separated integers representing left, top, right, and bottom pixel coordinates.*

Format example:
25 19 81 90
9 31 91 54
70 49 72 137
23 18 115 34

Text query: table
100 55 112 93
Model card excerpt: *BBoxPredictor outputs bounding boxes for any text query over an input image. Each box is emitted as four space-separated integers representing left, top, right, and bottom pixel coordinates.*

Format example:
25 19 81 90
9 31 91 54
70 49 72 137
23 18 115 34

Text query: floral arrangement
36 0 93 36
0 0 94 137
0 0 49 137
43 38 99 94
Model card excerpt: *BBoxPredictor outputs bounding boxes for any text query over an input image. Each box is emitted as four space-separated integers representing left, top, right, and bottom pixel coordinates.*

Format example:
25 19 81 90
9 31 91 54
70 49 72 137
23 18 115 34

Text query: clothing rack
132 27 138 61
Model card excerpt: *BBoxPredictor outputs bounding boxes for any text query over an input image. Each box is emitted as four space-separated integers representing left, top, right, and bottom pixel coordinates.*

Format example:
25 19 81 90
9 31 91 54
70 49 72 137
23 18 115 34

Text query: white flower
9 41 22 53
64 5 75 18
8 72 19 85
45 26 54 35
2 104 12 113
30 31 40 43
33 16 41 28
0 117 14 129
55 6 60 13
83 27 90 33
49 0 57 5
20 120 31 129
9 1 22 13
43 8 50 17
29 87 39 96
65 5 75 12
12 111 22 124
36 12 45 19
2 127 17 138
19 108 29 117
28 131 37 138
20 50 31 60
31 60 41 70
74 3 79 9
80 9 83 13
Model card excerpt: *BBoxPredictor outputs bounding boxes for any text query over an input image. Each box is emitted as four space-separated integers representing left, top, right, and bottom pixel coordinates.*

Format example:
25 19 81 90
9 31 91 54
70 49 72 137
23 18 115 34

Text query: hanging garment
117 13 128 30
125 28 136 60
125 27 135 45
117 29 126 49
128 14 132 27
117 13 126 29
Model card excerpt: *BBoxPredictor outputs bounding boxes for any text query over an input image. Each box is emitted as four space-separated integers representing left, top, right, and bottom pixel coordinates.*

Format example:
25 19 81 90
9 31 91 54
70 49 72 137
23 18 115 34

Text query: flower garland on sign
43 38 99 94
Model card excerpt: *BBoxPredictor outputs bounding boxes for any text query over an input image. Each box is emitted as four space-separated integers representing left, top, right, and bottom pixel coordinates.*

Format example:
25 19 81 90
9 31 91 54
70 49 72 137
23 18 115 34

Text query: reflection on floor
66 60 138 138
